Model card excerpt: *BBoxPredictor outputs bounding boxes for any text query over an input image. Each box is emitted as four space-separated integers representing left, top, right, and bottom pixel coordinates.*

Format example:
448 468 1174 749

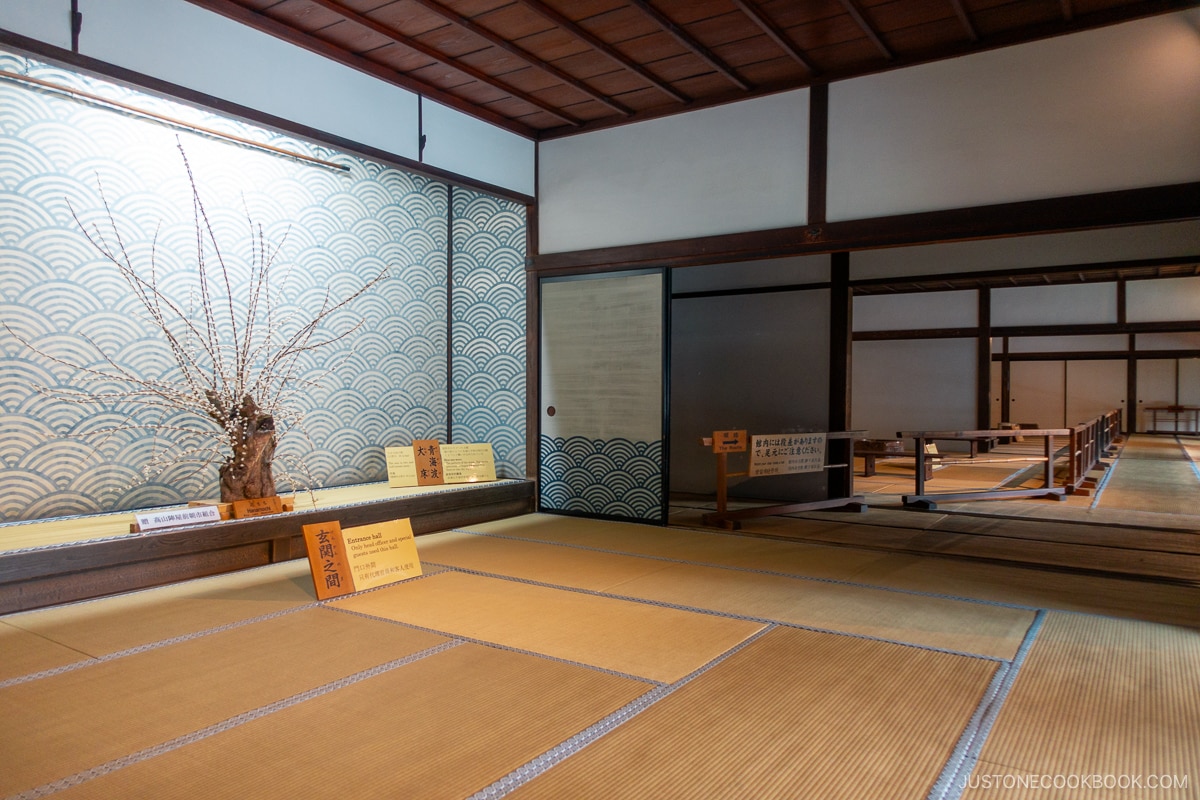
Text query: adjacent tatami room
2 1 1199 798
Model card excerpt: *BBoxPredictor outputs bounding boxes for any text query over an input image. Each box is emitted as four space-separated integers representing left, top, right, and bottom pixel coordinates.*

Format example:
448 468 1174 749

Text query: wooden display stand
700 430 867 530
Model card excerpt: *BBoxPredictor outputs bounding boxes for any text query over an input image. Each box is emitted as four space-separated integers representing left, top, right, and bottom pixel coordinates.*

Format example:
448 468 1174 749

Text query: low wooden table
856 439 933 480
1145 405 1199 435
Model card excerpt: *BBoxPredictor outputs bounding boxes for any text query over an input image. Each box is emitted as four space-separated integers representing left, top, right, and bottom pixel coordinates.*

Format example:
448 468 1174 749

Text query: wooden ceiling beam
626 0 752 91
729 0 819 74
393 0 635 117
947 0 979 42
514 0 689 104
835 0 894 60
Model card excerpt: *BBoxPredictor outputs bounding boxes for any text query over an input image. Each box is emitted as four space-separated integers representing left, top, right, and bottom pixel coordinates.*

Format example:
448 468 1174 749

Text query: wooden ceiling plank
834 0 894 59
729 0 820 74
398 0 636 115
513 0 690 103
298 0 583 125
625 0 753 90
1061 0 1075 20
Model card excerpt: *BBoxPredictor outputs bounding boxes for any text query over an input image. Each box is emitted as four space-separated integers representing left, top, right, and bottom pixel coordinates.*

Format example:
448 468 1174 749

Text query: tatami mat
605 561 1034 659
417 529 674 591
461 513 902 582
332 569 764 683
48 643 649 800
508 625 998 800
849 556 1200 628
430 523 1032 658
962 612 1200 799
1098 455 1200 515
0 621 89 682
0 607 446 798
3 510 1196 800
2 560 317 658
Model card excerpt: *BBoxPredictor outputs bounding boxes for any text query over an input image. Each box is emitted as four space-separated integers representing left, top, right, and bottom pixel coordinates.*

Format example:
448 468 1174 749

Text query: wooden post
715 451 729 517
913 436 926 496
1044 434 1054 488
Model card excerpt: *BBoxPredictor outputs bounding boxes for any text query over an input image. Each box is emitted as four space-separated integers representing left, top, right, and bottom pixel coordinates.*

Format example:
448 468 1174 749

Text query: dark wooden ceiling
193 0 1194 140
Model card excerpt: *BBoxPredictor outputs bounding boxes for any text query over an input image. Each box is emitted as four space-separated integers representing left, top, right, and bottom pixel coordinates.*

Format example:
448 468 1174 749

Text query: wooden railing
898 409 1122 509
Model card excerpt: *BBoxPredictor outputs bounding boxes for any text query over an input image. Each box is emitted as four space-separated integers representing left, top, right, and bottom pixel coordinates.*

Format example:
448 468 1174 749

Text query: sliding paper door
539 271 666 522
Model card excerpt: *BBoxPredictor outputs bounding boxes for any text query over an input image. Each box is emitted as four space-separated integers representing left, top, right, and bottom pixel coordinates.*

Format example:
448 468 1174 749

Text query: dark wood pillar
977 287 992 450
828 252 852 497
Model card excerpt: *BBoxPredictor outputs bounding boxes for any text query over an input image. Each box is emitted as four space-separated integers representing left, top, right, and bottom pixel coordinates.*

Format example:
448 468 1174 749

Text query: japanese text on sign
749 433 828 477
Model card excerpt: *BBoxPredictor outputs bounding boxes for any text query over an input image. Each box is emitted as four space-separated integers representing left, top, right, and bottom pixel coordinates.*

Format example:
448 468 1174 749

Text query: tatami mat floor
2 508 1197 799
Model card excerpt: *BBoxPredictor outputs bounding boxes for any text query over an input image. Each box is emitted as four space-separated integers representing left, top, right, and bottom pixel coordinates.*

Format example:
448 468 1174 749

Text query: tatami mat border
467 625 779 800
4 640 465 800
927 610 1047 800
1087 455 1118 510
424 561 1012 663
451 528 1041 613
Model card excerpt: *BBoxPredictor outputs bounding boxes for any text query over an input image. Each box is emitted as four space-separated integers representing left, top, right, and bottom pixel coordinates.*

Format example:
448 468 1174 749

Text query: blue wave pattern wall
451 190 526 477
0 52 521 522
539 436 664 521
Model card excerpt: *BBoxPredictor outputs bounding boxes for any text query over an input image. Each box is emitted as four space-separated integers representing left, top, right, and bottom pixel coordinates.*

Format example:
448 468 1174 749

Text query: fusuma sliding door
538 271 667 523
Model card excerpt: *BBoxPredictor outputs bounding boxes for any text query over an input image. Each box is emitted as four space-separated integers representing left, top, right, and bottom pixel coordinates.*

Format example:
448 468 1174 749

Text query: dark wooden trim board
530 183 1200 274
0 480 535 615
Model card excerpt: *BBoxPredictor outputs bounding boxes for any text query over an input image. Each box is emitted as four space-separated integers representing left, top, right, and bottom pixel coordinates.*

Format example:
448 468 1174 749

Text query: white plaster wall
0 0 72 49
854 290 977 332
422 99 534 197
851 338 976 439
992 283 1119 327
538 90 809 254
1127 276 1200 322
828 10 1200 220
78 0 420 162
1007 335 1128 353
3 0 537 195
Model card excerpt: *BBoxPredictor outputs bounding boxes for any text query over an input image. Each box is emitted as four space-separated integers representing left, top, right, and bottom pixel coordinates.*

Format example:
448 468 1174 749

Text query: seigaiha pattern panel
450 189 527 479
0 51 524 522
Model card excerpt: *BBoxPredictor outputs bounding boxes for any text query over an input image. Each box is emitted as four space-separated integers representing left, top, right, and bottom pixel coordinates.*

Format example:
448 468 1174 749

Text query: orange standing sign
712 430 747 453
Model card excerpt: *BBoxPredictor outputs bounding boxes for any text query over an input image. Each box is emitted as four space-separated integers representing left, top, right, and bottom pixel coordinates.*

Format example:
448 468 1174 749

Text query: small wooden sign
385 446 419 488
302 518 422 600
303 521 354 600
440 443 497 483
133 504 222 532
749 433 827 477
712 430 748 453
232 495 284 519
413 439 444 486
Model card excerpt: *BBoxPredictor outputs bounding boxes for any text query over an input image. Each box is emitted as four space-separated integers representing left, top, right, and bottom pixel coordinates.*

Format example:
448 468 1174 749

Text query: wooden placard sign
302 518 423 601
232 495 284 519
712 430 747 453
385 445 419 488
440 443 497 483
413 439 444 486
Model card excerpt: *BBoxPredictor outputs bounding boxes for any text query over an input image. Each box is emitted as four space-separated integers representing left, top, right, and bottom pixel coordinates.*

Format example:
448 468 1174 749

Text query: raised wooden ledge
0 479 535 615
